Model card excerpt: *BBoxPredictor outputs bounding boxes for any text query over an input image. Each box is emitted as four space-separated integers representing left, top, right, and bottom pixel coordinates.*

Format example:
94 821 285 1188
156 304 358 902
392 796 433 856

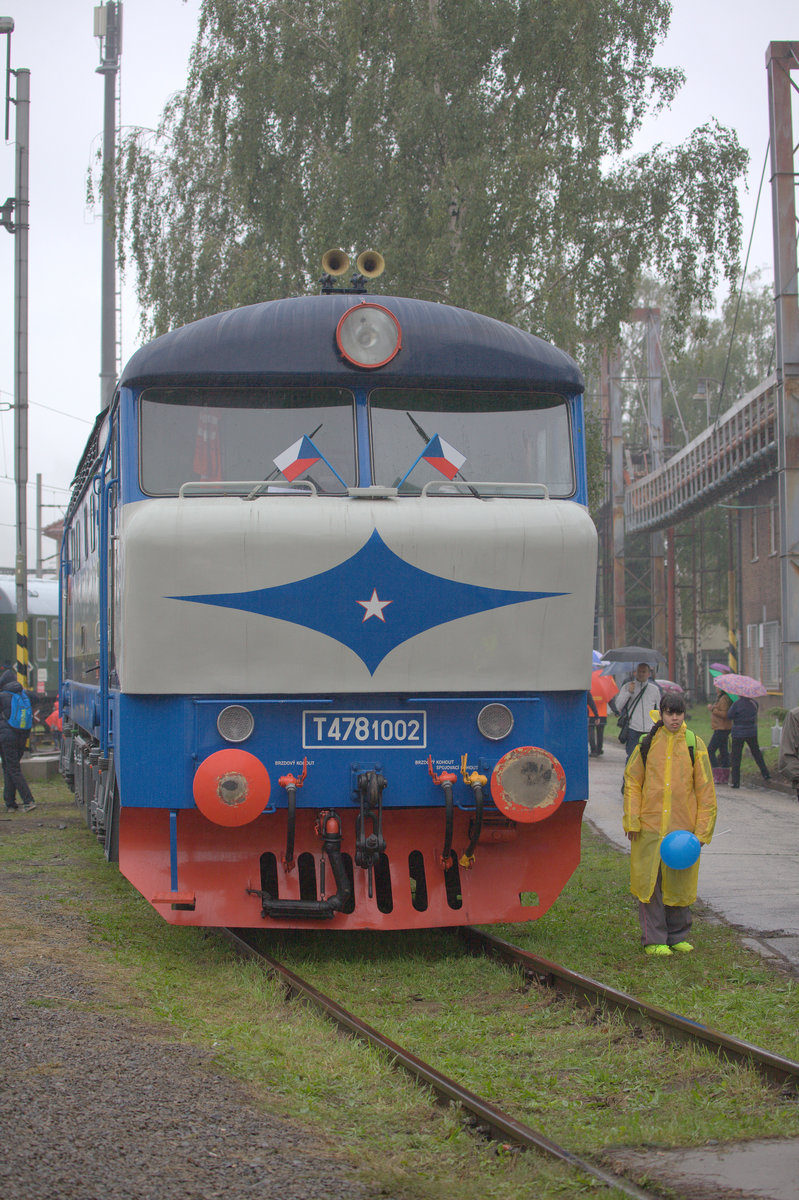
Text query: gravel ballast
0 806 372 1200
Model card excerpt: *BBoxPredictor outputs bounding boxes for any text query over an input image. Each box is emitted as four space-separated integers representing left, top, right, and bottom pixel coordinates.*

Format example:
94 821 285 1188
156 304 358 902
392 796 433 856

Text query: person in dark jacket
778 707 799 802
0 666 37 812
728 694 770 788
706 691 732 772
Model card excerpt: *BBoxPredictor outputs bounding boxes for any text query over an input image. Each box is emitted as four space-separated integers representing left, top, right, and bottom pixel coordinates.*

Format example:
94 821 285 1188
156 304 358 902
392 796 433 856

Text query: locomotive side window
139 387 356 495
369 388 575 496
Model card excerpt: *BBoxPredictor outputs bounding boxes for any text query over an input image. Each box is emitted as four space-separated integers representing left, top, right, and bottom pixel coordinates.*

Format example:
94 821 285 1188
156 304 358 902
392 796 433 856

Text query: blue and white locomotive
60 253 597 929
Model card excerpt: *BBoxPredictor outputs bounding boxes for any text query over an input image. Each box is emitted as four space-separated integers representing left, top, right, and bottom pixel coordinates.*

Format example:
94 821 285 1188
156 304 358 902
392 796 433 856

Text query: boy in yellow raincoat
623 692 716 956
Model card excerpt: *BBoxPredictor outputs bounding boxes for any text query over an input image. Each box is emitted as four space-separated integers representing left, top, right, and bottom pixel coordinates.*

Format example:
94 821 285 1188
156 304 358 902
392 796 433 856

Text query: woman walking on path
623 692 716 956
706 690 732 776
728 695 770 788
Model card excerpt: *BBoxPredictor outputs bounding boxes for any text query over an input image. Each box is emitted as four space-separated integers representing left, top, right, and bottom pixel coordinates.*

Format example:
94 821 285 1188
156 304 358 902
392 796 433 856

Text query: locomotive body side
59 294 597 929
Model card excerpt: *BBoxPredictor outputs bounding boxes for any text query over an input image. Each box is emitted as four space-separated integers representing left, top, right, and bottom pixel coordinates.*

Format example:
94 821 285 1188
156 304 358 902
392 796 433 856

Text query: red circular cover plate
192 749 271 827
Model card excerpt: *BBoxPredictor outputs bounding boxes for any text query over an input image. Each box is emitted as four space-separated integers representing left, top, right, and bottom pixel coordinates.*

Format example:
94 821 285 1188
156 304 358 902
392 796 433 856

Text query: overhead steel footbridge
624 376 778 534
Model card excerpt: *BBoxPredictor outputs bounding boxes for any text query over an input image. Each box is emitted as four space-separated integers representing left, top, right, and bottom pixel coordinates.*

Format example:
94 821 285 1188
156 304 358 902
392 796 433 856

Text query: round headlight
477 703 514 741
336 303 402 368
217 705 255 743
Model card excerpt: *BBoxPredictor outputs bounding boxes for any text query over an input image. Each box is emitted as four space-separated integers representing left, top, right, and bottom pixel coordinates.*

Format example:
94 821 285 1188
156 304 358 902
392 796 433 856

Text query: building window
762 621 781 690
746 621 781 689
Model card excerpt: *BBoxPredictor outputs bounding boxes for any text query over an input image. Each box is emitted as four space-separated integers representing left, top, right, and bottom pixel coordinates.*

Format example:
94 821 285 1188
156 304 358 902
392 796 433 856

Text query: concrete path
585 738 799 971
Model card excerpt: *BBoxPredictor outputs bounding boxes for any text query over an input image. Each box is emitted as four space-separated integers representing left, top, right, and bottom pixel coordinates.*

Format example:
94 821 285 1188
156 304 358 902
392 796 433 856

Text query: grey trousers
638 869 692 947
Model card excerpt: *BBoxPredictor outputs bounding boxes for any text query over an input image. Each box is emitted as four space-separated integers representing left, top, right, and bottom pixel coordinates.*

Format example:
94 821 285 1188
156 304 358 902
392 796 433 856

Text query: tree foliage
116 0 748 353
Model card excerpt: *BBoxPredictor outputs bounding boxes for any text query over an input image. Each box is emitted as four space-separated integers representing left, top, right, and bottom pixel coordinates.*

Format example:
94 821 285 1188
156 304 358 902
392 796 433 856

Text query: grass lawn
4 776 798 1200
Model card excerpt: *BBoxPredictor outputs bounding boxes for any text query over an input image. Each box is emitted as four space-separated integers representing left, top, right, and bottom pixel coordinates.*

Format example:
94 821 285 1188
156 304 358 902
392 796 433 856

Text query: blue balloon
660 829 701 870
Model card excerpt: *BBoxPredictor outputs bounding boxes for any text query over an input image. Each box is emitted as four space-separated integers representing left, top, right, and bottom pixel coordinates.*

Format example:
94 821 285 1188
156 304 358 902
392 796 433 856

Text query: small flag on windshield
273 435 348 488
273 435 321 482
422 434 466 480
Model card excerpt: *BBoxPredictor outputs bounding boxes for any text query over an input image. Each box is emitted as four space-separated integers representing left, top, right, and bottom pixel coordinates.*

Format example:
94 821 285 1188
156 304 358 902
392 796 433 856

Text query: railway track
459 926 799 1091
219 927 664 1200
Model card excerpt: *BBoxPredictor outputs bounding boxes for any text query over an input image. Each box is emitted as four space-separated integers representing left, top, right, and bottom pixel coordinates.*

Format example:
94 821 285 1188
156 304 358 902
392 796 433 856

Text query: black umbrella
604 645 665 668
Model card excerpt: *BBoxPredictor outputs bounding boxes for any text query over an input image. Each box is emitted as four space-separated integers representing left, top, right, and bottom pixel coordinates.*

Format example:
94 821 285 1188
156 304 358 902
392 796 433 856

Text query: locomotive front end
60 288 597 929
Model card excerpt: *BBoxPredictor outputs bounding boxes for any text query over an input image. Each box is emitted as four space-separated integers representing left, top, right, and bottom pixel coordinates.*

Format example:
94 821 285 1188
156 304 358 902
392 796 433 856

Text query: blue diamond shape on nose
172 529 566 674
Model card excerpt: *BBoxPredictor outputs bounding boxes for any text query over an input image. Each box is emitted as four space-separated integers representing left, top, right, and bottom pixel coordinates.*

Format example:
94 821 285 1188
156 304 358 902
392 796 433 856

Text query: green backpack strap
685 728 696 765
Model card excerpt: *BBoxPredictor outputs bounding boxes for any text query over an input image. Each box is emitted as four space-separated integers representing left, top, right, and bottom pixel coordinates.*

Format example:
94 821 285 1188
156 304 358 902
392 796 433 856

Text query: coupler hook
278 758 307 872
459 754 487 867
247 808 352 920
428 756 458 869
355 770 387 899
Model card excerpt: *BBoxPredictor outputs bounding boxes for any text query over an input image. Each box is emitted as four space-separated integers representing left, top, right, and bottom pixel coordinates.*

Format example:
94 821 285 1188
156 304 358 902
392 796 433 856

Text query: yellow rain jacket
623 723 717 906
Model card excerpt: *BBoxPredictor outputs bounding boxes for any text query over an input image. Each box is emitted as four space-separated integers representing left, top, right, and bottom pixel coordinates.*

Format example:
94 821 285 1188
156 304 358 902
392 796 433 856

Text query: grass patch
4 779 799 1199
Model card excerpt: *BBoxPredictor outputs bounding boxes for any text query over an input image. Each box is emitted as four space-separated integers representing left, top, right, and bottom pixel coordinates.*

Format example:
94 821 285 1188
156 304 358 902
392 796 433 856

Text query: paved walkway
585 738 799 971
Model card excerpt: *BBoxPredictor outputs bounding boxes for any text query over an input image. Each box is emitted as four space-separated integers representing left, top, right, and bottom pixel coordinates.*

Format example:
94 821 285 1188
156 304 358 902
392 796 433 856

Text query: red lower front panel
119 801 585 930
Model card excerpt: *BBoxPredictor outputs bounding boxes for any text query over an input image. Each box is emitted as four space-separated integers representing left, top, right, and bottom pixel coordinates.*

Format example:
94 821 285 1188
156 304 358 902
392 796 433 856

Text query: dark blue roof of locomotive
120 295 584 394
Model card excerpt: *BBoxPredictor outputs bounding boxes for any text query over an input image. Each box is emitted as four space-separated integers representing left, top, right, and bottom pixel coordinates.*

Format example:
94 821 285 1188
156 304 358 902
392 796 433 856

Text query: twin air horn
320 248 385 294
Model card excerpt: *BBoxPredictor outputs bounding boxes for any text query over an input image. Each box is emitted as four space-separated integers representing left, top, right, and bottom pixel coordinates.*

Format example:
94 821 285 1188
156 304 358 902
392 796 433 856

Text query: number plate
302 710 427 749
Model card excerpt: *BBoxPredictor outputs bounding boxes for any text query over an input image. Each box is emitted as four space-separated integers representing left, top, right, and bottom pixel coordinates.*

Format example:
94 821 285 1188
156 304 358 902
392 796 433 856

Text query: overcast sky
0 0 797 570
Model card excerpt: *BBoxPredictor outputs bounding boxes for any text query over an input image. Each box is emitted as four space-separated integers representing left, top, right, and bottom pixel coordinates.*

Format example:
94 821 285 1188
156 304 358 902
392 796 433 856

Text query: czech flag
273 435 322 482
422 434 466 480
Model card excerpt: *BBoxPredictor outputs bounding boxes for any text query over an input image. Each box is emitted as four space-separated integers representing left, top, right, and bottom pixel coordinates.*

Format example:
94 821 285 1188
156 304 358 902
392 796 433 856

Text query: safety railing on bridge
624 375 778 533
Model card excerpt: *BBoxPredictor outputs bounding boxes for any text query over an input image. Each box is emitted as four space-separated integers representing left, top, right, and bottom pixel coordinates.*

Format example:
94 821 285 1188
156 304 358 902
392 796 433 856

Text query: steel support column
767 41 799 709
609 350 626 645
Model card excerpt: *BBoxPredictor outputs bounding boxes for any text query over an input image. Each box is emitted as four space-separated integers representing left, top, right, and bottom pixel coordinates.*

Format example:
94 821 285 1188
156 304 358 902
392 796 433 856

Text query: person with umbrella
623 691 717 955
706 690 733 782
615 661 661 761
716 675 771 788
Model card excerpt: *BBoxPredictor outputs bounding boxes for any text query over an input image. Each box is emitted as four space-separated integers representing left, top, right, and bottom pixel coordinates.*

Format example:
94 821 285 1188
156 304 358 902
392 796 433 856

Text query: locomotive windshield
139 387 355 494
369 389 575 496
138 384 575 497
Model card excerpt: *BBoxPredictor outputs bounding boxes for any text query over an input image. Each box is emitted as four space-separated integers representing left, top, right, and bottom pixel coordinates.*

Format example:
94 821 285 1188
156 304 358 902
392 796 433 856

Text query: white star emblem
357 588 392 623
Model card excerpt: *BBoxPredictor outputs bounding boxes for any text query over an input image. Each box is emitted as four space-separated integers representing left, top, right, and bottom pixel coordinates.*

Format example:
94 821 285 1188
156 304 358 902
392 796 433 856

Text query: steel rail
218 928 658 1200
460 927 799 1090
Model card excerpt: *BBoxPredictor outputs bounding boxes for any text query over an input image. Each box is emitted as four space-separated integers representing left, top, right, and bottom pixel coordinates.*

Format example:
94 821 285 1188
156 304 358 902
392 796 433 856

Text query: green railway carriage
0 575 59 711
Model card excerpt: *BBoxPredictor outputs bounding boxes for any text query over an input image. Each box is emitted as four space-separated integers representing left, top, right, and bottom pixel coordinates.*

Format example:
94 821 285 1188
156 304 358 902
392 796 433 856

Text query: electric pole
1 16 30 684
94 2 122 410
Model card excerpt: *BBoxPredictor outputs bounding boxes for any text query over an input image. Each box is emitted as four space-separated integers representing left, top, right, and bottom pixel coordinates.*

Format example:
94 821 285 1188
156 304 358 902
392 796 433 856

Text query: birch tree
117 0 748 354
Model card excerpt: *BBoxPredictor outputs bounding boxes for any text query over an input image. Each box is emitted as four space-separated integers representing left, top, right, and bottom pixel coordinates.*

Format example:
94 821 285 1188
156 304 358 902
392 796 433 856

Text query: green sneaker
644 944 672 956
671 941 694 953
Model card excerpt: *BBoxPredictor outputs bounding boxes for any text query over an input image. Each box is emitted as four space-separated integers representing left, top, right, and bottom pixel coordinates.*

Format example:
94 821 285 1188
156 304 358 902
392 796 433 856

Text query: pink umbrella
713 673 768 699
709 662 732 673
656 679 684 692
